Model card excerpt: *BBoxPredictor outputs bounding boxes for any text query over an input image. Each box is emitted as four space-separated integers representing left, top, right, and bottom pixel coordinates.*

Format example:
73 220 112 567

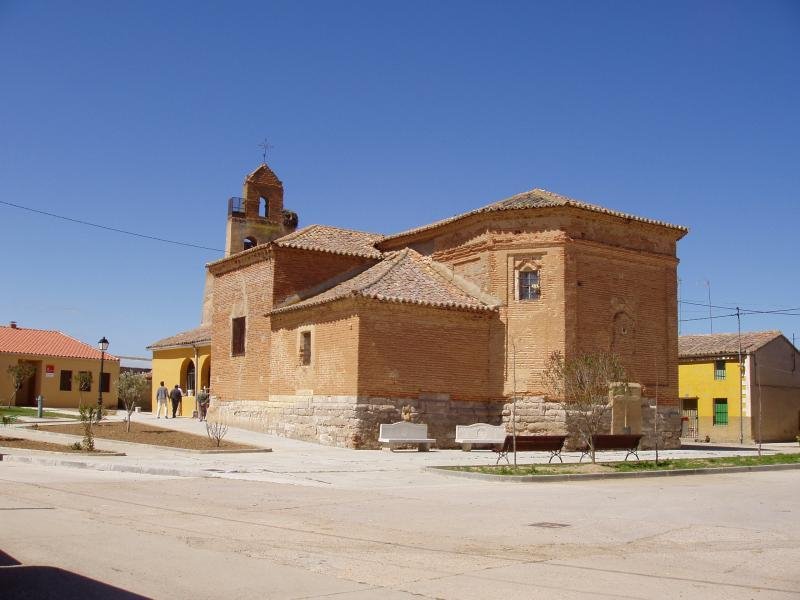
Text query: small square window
60 370 72 392
300 331 311 366
713 398 728 426
518 270 540 301
714 360 726 380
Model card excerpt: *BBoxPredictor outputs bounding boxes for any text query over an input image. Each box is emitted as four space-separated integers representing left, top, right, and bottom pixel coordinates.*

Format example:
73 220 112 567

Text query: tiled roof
274 224 384 258
271 248 498 315
679 331 783 358
147 325 212 350
381 188 688 244
0 326 120 361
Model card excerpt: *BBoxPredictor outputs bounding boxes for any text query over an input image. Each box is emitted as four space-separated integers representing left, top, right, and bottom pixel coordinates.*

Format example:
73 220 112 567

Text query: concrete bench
378 422 436 452
454 423 506 451
578 434 642 462
494 435 567 464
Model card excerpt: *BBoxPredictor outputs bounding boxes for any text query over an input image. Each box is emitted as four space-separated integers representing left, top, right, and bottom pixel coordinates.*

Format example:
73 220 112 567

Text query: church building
150 163 688 448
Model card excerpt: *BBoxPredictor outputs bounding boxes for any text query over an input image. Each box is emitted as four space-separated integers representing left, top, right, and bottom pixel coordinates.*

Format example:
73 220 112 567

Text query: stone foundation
500 395 681 450
208 395 504 449
208 394 681 450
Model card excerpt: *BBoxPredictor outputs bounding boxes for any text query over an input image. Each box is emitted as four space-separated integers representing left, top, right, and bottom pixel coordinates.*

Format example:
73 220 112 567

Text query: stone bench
494 435 567 464
378 422 436 452
454 423 506 451
578 434 642 462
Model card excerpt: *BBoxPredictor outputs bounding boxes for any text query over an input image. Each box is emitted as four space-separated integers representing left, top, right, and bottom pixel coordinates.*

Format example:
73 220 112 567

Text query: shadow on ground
0 549 148 600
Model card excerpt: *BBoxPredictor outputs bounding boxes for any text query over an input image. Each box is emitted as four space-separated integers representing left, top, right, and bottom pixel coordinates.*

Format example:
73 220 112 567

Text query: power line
0 199 224 253
680 311 800 323
680 299 800 317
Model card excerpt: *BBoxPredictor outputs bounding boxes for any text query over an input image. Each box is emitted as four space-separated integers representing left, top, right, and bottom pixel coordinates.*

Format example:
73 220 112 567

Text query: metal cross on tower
258 138 274 164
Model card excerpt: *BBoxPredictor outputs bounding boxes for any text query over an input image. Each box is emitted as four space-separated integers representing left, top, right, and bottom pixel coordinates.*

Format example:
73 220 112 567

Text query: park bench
454 423 507 451
378 422 436 452
578 434 642 462
494 434 567 465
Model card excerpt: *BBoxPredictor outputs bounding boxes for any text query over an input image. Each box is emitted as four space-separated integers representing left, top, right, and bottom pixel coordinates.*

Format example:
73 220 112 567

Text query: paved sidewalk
2 411 797 487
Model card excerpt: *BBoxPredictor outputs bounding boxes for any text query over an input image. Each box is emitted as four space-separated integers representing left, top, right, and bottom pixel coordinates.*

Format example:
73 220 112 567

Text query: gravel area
37 421 258 451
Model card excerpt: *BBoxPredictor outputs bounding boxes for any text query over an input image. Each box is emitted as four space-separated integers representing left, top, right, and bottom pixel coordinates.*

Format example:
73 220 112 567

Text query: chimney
9 321 17 329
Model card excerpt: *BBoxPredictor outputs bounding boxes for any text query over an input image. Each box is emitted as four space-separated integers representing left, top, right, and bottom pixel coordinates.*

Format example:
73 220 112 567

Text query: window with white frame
518 268 540 300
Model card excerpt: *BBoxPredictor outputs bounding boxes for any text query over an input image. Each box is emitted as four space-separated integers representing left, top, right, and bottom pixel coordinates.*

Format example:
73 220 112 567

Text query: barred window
300 331 311 366
714 360 726 380
60 370 72 392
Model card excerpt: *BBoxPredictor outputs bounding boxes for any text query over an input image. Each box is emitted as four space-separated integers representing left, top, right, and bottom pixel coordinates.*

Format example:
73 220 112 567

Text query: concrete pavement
1 461 798 599
1 413 799 598
2 411 797 488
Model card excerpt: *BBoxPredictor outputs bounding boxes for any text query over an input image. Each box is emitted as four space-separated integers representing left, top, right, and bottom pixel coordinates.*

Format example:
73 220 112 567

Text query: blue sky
1 1 798 357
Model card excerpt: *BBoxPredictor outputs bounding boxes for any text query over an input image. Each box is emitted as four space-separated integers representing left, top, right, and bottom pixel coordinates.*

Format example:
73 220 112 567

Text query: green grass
612 454 800 471
450 453 800 476
0 406 78 420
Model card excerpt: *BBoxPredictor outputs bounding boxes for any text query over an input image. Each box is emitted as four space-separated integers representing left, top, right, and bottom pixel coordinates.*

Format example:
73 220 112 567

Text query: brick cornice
207 244 273 275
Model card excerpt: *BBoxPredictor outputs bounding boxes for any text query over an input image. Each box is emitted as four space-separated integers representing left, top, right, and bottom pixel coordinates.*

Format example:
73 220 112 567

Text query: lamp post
97 336 109 420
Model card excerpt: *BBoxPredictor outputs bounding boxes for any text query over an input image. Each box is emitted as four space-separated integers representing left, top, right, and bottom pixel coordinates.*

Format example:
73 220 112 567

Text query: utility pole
654 360 659 465
678 277 682 335
736 307 744 445
756 356 762 457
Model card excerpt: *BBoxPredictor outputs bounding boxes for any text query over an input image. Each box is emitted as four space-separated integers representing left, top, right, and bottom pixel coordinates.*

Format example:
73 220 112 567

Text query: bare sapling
542 351 628 463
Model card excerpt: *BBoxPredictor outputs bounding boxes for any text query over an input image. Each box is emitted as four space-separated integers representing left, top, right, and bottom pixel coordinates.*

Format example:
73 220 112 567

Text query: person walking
155 381 169 419
169 384 183 419
197 387 210 421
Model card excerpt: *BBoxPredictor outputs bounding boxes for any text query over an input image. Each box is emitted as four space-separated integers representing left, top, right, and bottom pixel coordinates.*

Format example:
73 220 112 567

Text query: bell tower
225 163 299 255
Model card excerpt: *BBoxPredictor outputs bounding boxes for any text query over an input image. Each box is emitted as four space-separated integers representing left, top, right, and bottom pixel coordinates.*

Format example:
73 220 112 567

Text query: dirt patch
38 421 258 451
0 436 118 455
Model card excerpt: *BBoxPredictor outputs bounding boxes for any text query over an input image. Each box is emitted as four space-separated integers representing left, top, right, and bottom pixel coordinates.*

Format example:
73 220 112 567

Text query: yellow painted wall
0 352 120 409
679 359 748 442
151 346 211 417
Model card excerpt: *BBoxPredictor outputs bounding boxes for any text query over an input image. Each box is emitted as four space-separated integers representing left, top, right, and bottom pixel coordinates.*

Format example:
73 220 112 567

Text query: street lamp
97 336 109 420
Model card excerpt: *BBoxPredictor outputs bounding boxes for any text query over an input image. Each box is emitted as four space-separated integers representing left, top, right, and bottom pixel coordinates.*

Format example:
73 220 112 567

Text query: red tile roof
0 326 119 361
679 331 784 358
271 248 499 315
275 224 384 258
380 188 688 245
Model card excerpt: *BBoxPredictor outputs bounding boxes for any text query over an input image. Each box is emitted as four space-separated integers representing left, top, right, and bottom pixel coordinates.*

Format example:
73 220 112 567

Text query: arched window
243 236 257 251
185 360 195 394
260 197 269 219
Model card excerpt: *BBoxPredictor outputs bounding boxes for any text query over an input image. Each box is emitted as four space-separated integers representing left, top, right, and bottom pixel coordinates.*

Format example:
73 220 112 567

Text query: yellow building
0 322 119 409
147 325 210 417
679 331 800 443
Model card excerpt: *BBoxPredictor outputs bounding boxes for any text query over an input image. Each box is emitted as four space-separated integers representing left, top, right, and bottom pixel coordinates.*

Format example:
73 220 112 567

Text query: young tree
78 403 99 451
205 420 228 447
117 371 148 433
6 363 35 407
73 371 93 407
542 351 628 463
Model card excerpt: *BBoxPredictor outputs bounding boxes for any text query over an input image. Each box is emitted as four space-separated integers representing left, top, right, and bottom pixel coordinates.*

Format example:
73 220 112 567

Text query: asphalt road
1 462 798 599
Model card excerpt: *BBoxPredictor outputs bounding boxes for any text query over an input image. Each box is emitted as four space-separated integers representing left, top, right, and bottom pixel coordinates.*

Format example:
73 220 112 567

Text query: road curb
0 453 212 479
426 462 800 482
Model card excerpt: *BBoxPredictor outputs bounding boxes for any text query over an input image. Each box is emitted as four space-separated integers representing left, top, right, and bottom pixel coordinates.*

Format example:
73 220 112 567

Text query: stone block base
207 394 681 450
208 395 504 449
500 396 681 451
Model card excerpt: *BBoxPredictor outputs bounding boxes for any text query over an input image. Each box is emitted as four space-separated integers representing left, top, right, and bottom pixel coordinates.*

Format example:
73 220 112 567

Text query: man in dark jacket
169 385 182 419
